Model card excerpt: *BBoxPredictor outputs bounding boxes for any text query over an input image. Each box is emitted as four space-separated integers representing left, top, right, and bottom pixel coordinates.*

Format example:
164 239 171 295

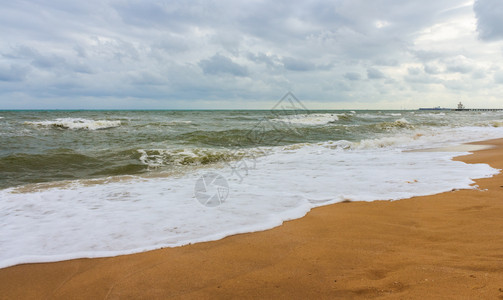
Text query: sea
1 106 503 268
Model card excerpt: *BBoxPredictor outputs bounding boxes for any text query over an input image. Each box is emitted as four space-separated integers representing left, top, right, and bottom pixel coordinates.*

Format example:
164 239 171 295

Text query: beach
0 138 502 299
2 0 503 297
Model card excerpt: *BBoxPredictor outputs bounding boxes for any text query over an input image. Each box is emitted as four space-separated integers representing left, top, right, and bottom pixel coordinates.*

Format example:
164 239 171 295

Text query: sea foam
25 118 121 130
271 113 342 125
0 126 502 269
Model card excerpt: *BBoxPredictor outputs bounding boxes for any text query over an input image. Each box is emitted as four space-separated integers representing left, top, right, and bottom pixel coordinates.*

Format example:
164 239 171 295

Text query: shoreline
1 138 503 298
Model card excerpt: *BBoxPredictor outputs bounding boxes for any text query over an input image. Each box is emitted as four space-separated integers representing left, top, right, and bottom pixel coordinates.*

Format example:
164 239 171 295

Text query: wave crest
482 120 503 128
25 118 121 130
271 113 349 125
137 148 253 168
376 118 414 130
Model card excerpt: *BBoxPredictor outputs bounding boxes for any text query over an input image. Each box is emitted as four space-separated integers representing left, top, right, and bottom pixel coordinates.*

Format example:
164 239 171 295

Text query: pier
454 102 502 111
454 108 503 111
420 102 503 112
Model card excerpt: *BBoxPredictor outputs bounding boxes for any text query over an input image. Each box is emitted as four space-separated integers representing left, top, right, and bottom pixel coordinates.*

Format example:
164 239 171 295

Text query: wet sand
1 138 503 299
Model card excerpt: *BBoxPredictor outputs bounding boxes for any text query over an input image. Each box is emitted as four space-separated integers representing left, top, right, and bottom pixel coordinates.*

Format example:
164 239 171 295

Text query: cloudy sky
0 0 502 109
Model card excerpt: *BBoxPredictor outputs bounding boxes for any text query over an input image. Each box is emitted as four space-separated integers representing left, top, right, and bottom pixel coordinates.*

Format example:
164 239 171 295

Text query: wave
322 125 503 151
478 120 503 128
322 134 425 151
375 118 414 131
134 120 193 129
0 149 146 189
1 126 500 269
177 128 292 147
25 118 121 130
137 147 258 168
164 120 193 125
416 112 447 117
356 113 390 119
141 129 441 169
270 113 345 125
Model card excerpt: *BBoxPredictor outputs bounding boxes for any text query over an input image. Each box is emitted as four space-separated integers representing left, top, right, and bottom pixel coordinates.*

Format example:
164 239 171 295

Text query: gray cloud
367 68 385 79
405 68 441 85
0 65 29 82
444 56 473 74
199 54 249 77
495 71 503 84
474 0 503 41
408 68 422 76
424 63 442 75
344 72 361 81
282 57 316 72
247 52 280 68
0 0 501 108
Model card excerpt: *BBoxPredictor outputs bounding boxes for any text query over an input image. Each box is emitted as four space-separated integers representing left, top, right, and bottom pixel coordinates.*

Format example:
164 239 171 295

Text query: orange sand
1 139 503 299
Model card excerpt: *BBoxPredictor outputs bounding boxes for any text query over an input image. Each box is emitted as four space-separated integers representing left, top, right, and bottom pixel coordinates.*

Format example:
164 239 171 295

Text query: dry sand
1 138 503 299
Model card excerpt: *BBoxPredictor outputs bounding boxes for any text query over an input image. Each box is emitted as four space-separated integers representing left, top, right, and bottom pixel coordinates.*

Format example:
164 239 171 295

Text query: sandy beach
1 138 503 299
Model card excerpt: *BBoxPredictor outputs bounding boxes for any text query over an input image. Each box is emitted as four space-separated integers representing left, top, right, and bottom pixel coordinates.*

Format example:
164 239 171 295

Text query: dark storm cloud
474 0 503 41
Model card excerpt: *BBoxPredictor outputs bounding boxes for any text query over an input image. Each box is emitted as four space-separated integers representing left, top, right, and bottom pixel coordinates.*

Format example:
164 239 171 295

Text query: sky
0 0 503 109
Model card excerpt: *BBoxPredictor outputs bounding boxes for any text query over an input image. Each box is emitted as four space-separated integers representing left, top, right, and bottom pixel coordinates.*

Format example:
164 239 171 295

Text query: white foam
395 117 410 125
325 125 503 151
477 120 503 128
375 118 414 131
0 126 502 269
137 148 247 168
357 113 389 119
418 112 447 116
165 120 193 125
25 118 121 130
271 113 341 125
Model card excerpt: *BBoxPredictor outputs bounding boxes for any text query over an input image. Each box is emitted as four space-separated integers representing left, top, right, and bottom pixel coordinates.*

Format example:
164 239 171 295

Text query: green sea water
1 109 502 189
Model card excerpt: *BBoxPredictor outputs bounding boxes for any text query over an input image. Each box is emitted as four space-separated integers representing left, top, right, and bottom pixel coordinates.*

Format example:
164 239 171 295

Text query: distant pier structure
420 102 502 111
454 102 503 111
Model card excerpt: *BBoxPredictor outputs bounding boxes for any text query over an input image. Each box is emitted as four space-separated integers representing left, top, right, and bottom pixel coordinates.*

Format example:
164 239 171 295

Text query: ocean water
1 108 503 268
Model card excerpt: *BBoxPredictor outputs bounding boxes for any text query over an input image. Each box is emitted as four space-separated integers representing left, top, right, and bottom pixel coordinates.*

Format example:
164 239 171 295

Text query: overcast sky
1 0 502 109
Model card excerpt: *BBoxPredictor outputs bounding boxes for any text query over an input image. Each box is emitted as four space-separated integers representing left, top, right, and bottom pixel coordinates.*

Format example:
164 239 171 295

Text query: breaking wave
270 113 348 125
480 120 503 128
25 118 121 130
137 148 256 168
376 118 414 131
